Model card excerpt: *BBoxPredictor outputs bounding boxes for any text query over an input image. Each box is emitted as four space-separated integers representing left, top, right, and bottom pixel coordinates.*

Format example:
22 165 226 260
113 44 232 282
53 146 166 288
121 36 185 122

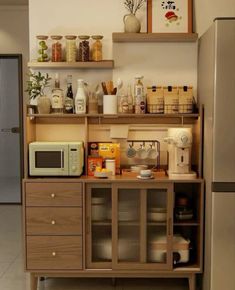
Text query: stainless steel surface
213 19 235 182
211 192 235 290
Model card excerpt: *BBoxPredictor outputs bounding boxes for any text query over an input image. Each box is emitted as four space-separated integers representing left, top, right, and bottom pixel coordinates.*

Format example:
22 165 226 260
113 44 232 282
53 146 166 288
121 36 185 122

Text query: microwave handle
60 150 64 169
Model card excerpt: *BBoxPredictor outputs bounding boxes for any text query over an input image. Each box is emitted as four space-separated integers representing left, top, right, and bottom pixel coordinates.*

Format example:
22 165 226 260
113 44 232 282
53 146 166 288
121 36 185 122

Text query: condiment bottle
65 35 77 62
78 35 90 62
91 35 103 61
134 76 145 114
64 75 74 114
51 35 63 62
51 73 64 114
75 79 86 114
36 35 49 62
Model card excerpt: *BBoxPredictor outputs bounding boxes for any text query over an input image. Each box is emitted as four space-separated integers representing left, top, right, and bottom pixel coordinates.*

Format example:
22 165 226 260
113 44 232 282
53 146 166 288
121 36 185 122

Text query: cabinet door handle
52 252 56 257
51 193 56 198
51 220 56 225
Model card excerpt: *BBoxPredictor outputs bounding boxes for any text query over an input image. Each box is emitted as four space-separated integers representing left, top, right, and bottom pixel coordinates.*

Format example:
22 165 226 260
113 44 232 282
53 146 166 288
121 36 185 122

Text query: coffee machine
164 128 196 179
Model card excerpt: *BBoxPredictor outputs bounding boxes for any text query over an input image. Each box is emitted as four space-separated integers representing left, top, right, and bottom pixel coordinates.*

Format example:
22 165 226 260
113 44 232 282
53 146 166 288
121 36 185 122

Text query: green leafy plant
26 71 51 99
124 0 146 15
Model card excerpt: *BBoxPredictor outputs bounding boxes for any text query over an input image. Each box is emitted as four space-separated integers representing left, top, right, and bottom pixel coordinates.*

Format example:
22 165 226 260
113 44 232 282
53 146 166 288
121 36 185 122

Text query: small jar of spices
51 35 63 62
65 35 77 62
78 35 90 62
36 35 49 62
91 35 103 61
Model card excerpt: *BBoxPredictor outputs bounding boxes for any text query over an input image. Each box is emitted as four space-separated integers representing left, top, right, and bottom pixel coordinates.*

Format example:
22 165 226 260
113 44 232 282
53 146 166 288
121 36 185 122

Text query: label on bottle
51 94 63 109
64 98 74 113
75 99 85 113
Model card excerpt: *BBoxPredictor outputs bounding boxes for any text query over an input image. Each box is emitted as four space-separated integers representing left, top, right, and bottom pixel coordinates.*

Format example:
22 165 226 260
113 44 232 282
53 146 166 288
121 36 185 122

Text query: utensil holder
103 95 117 114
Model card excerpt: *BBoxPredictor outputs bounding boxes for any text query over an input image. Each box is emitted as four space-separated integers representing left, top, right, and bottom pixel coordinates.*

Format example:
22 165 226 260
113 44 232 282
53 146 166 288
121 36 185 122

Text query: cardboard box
98 143 120 174
87 156 103 176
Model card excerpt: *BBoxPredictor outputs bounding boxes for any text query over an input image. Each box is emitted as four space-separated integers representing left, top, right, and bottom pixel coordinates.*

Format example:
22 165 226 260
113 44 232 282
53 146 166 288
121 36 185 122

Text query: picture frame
147 0 193 33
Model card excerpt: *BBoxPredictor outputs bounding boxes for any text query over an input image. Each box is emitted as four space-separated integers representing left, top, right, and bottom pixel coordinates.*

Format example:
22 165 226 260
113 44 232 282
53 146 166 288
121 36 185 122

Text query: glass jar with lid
65 35 77 62
36 35 49 62
51 35 63 62
78 35 90 62
91 35 103 61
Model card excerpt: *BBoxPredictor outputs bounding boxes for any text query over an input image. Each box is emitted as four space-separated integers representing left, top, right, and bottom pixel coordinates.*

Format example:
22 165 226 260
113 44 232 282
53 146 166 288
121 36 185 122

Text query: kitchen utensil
126 144 136 158
106 81 114 95
140 169 152 178
101 82 108 95
116 78 123 95
112 87 117 95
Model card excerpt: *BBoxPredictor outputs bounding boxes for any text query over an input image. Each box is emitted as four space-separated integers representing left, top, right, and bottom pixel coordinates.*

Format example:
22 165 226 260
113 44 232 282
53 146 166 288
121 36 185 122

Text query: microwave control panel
69 143 84 176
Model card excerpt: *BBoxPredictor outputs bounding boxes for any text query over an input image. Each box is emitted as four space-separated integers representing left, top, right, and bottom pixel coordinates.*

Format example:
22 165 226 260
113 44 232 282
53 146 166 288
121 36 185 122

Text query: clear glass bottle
134 76 145 114
51 73 64 114
51 35 63 62
127 84 134 113
36 35 49 62
75 79 87 114
88 93 98 114
91 35 103 61
65 35 77 62
78 35 90 62
64 75 74 114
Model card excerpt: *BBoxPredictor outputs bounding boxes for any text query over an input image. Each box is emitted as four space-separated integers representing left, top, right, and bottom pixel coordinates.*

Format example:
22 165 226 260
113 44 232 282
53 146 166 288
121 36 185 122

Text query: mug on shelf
126 144 136 158
137 144 148 159
147 144 158 159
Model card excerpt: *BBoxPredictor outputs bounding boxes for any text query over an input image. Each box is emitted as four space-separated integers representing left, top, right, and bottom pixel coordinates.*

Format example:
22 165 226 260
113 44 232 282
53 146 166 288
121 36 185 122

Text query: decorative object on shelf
51 35 63 62
123 0 146 33
178 86 194 113
65 35 77 62
78 35 90 62
26 71 51 113
36 35 49 62
91 35 103 61
147 86 164 114
51 73 64 114
147 0 193 33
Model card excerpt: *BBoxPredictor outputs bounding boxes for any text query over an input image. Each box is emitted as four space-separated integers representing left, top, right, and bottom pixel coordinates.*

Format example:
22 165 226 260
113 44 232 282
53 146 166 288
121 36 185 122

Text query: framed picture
147 0 193 33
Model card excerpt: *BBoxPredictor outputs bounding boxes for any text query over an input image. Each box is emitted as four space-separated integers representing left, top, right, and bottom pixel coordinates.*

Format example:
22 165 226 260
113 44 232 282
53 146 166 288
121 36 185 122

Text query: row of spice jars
36 35 103 62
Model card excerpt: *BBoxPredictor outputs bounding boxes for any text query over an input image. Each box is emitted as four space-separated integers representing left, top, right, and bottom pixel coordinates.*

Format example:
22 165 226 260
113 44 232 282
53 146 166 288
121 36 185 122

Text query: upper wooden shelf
112 33 198 43
27 60 114 69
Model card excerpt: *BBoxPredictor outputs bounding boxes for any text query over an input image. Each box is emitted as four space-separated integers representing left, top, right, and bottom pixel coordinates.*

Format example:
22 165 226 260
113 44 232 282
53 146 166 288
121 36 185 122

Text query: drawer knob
52 252 56 257
51 193 56 198
51 220 56 225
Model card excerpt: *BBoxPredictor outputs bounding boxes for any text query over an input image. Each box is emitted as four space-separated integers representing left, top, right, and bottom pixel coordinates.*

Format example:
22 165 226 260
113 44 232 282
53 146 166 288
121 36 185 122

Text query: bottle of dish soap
75 79 86 114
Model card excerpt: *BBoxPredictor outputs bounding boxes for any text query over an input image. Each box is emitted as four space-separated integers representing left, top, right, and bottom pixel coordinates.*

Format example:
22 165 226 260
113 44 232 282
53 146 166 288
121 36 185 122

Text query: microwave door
30 146 69 176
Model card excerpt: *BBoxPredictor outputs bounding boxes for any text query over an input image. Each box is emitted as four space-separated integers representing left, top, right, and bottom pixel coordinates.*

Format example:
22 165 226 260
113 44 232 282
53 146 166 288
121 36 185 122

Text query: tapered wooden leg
188 274 196 290
30 274 38 290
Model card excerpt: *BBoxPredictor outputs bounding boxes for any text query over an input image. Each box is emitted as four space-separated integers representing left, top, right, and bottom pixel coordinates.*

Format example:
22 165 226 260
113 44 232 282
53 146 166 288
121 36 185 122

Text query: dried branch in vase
124 0 146 15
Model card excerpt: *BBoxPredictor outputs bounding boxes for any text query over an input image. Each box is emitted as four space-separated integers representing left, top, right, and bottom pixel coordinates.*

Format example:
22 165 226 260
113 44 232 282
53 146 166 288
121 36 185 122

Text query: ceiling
0 0 28 5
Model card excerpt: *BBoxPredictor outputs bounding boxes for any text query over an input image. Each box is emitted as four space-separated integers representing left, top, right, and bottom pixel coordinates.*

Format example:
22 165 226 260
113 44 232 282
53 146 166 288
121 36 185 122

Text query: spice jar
36 35 49 62
91 35 103 61
65 35 77 62
78 35 90 62
118 94 129 114
51 35 63 62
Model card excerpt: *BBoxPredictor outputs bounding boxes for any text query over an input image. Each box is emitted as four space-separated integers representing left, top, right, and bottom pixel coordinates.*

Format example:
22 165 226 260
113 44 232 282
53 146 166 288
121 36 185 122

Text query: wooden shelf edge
112 32 198 43
27 60 114 69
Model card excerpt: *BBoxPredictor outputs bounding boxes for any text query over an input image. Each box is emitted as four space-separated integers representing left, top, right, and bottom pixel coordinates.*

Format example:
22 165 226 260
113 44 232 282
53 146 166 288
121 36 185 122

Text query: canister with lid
36 35 49 62
65 35 77 62
78 35 90 62
91 35 103 61
51 35 63 62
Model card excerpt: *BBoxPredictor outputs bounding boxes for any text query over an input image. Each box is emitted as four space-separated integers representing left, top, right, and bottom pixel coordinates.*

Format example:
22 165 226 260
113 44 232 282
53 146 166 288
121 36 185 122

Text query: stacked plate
148 207 167 222
119 200 139 221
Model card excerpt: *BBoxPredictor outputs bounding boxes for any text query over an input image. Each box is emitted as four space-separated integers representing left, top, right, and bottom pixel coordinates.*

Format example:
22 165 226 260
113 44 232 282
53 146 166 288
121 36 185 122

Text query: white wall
0 5 29 92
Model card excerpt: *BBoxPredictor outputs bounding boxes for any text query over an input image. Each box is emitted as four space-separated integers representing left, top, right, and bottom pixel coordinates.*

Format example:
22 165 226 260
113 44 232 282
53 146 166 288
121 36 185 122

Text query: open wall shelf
28 60 114 69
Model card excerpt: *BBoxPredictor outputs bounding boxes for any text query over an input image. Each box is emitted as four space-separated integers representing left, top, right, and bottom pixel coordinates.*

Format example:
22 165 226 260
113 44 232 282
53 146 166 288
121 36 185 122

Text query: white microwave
29 142 84 176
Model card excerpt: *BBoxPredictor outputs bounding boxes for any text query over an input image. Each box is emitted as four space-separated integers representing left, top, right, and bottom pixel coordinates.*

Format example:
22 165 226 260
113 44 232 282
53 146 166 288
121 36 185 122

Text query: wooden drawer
25 183 82 206
26 207 82 235
27 236 82 270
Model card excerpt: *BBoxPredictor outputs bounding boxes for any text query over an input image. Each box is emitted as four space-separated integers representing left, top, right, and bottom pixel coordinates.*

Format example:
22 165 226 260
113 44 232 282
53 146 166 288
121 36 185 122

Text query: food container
118 94 129 114
105 159 116 176
98 143 120 174
78 35 90 62
87 156 103 176
164 86 179 114
88 142 99 157
65 35 77 62
51 35 63 62
147 86 164 114
178 86 194 114
148 234 190 264
91 35 103 61
36 35 49 62
148 207 167 222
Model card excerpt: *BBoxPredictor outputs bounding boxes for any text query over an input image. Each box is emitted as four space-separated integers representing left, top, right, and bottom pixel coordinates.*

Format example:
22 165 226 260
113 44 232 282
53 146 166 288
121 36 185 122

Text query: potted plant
26 71 51 114
123 0 146 33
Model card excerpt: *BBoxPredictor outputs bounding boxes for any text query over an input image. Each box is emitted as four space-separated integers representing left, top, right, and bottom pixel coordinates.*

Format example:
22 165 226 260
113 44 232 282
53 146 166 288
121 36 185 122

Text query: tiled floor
0 205 189 290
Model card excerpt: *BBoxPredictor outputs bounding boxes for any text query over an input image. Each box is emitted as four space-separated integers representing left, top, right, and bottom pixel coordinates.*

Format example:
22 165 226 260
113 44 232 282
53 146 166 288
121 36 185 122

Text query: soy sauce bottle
64 75 74 114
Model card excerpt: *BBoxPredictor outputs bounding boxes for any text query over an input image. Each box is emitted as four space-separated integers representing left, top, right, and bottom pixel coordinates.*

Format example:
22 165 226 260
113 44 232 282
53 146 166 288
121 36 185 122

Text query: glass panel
147 189 168 264
91 187 112 263
35 151 63 168
0 57 21 203
118 189 140 263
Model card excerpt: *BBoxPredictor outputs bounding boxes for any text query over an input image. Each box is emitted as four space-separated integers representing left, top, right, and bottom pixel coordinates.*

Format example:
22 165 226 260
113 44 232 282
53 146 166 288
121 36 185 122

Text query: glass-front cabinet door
112 183 173 270
86 183 112 269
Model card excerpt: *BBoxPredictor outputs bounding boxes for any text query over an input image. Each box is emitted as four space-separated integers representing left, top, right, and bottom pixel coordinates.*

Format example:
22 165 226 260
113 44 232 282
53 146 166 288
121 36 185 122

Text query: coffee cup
147 145 158 159
126 144 136 158
140 169 152 178
137 145 148 159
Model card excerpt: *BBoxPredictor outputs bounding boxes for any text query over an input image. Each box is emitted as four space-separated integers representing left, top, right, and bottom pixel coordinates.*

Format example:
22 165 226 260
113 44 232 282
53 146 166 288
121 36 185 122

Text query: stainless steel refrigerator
198 18 235 290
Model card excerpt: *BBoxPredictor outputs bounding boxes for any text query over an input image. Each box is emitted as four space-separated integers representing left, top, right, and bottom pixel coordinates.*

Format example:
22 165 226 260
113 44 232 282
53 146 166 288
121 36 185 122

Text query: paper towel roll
103 95 117 114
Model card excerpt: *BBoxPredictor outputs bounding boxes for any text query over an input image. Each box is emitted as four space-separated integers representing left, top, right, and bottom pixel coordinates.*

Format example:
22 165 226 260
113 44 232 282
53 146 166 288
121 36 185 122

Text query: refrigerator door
211 192 235 290
213 19 235 182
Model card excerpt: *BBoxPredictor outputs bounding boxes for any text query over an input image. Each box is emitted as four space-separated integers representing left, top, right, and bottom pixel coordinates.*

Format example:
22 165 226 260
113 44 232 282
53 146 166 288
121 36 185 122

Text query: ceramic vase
123 13 141 33
37 95 51 114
